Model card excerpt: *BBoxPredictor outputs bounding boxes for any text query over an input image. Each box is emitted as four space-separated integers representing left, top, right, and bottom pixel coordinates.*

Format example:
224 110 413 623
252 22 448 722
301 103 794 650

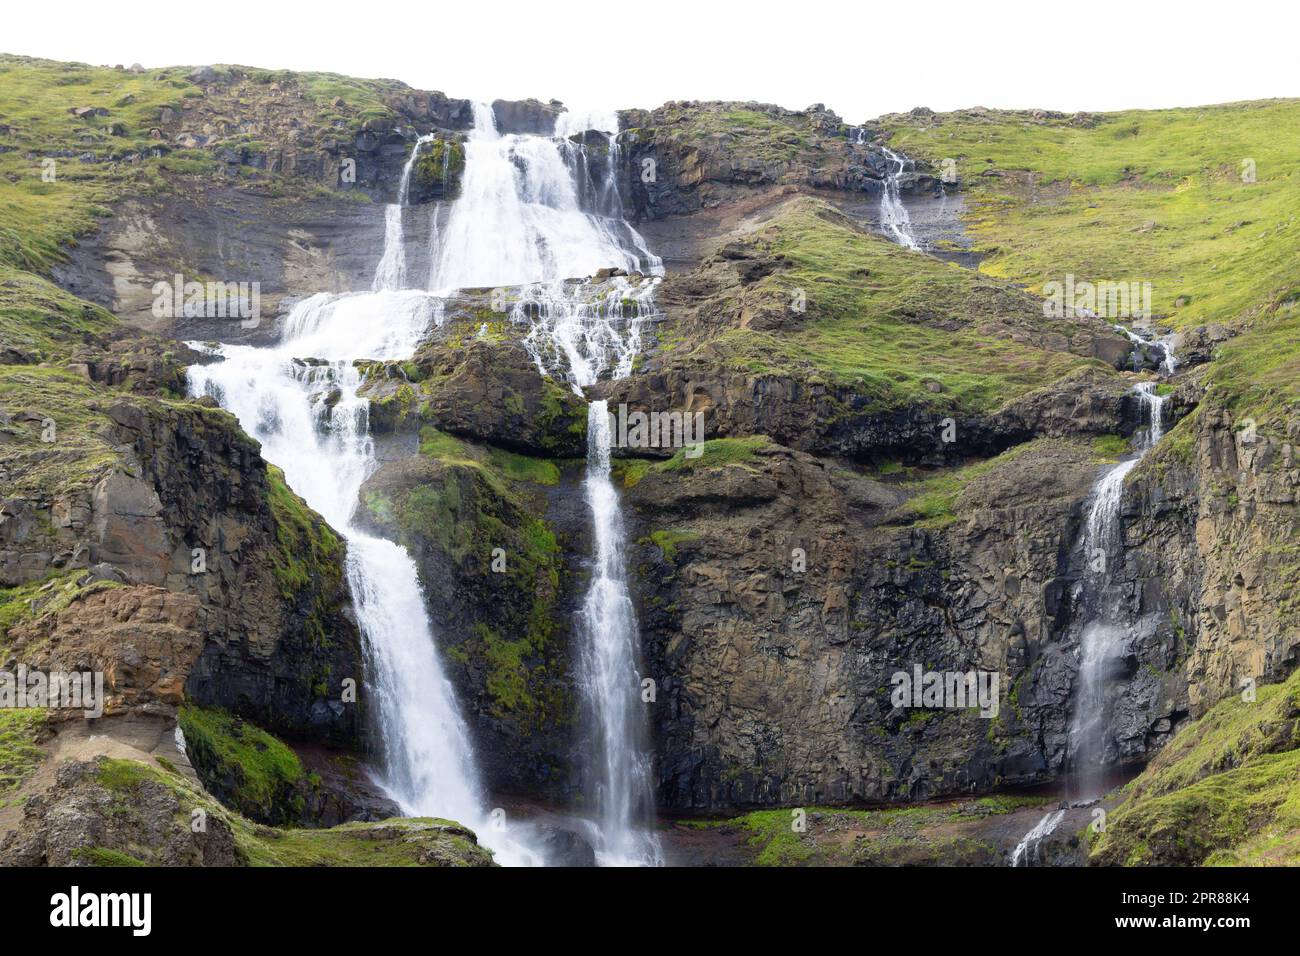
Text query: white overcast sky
5 0 1297 123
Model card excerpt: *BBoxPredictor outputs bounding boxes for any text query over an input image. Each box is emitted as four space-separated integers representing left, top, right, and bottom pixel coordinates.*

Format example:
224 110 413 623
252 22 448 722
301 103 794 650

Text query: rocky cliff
4 54 1300 867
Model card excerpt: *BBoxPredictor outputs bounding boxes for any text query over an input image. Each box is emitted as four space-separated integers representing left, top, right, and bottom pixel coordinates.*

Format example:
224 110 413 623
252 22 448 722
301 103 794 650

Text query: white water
429 102 657 291
1066 381 1168 794
189 100 664 867
1010 808 1067 867
185 290 538 865
577 401 663 866
373 133 436 292
879 146 920 250
432 100 663 864
555 107 621 136
513 275 663 866
1012 382 1169 864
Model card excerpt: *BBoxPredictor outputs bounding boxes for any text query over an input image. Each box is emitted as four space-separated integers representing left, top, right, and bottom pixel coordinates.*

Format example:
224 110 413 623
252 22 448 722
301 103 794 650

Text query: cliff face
1 355 363 746
5 54 1300 867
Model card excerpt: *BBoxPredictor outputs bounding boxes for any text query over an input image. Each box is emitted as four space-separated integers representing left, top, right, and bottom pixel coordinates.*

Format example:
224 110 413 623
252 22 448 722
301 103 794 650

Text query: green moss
266 465 343 602
178 703 306 820
646 529 698 562
1091 666 1300 866
655 436 770 474
240 817 492 867
486 445 561 485
733 809 819 866
0 366 127 498
886 439 1040 529
411 138 465 195
91 757 492 866
1 570 124 650
0 264 119 360
612 458 651 489
1093 433 1131 461
73 847 148 867
0 708 47 798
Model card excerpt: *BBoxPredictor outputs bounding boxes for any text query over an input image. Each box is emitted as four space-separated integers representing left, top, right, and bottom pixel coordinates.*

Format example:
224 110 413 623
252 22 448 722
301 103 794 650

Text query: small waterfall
1010 808 1067 867
515 278 662 866
515 278 658 391
879 146 920 250
1158 333 1180 377
1066 381 1167 794
1011 381 1168 865
1113 324 1179 375
578 400 662 866
373 133 436 292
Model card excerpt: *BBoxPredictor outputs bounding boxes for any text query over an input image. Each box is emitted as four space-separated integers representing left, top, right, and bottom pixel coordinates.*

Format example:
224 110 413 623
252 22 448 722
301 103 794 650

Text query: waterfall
509 277 663 867
373 133 436 292
1010 808 1067 867
1066 381 1168 794
578 400 663 866
187 100 663 867
428 102 658 292
186 132 542 865
184 291 538 866
1011 381 1168 865
879 146 920 250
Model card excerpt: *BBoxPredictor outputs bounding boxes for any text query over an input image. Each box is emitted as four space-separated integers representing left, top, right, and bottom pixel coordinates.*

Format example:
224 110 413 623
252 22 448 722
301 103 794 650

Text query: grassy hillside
666 196 1119 415
1091 666 1300 866
883 101 1300 428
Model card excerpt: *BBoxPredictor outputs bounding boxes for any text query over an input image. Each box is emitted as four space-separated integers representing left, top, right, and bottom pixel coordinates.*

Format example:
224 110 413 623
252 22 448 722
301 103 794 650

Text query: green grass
0 709 47 799
885 439 1043 528
1093 433 1131 461
655 436 771 473
884 101 1300 425
177 703 306 818
0 570 124 652
73 847 148 867
265 465 344 601
90 757 492 866
646 529 698 561
0 365 127 498
0 264 119 360
680 198 1116 416
641 103 822 165
1091 666 1300 866
0 56 204 272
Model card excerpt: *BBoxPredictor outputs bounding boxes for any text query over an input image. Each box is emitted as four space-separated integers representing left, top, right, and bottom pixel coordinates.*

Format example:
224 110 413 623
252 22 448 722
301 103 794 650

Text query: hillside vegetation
883 102 1300 428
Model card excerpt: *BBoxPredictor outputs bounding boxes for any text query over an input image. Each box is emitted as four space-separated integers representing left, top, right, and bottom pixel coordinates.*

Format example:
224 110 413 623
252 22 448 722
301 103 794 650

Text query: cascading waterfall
188 100 664 867
373 133 436 292
428 102 657 291
187 134 541 864
1012 381 1168 866
514 277 663 866
1068 381 1166 784
879 146 920 250
1010 808 1067 867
